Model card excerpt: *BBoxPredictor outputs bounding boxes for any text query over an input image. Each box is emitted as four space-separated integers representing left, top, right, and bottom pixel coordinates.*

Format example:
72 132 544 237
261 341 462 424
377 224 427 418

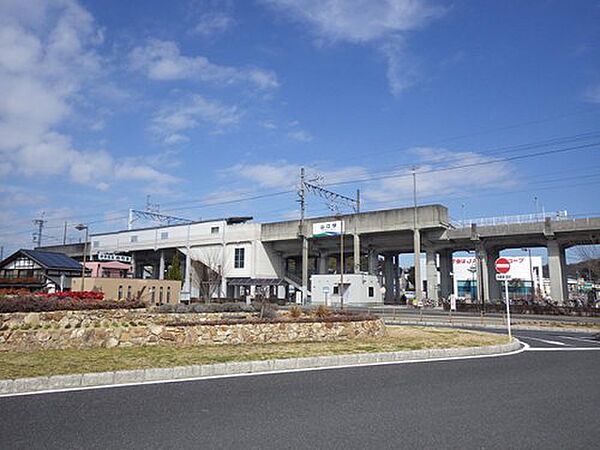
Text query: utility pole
412 167 422 302
75 224 89 291
299 167 308 305
33 215 46 248
62 221 68 245
353 189 361 274
340 220 344 309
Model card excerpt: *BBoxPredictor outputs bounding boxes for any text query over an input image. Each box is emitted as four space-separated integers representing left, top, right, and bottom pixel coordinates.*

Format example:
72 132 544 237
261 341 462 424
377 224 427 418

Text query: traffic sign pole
495 257 512 342
504 279 511 341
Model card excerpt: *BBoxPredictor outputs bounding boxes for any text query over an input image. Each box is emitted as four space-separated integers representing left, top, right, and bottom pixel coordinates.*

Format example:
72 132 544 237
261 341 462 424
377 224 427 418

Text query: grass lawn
0 326 508 380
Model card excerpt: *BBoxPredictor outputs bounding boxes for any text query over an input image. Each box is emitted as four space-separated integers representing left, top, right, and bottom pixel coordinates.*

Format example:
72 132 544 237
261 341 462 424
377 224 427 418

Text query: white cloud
0 0 176 191
193 12 235 37
584 83 600 103
379 36 419 95
224 162 299 189
151 94 243 143
219 162 368 190
260 119 277 129
287 130 313 142
129 39 279 89
364 147 517 203
114 161 179 185
261 0 444 95
262 0 443 43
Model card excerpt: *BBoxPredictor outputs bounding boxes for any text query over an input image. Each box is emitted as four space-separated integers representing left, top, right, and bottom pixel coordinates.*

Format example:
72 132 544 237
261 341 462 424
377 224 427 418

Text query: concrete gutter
0 340 521 397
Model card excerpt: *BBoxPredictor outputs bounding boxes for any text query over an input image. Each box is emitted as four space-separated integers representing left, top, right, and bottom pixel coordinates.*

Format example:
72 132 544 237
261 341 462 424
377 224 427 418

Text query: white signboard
496 273 512 281
97 252 132 263
312 220 344 238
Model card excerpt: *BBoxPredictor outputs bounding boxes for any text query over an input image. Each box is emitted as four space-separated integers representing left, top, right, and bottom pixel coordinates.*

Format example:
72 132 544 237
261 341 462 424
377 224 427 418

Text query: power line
320 141 600 189
1 133 598 237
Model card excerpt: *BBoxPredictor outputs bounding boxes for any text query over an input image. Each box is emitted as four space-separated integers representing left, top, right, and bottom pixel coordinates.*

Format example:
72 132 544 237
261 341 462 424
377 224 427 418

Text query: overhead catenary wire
0 133 599 239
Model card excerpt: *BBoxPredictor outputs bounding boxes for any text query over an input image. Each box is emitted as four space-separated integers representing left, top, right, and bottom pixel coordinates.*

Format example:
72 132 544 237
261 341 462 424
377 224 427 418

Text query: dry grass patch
0 326 507 380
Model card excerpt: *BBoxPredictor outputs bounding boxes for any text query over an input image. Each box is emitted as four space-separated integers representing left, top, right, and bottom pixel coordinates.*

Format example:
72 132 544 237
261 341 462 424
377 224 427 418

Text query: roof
84 261 131 269
15 249 82 271
90 216 253 237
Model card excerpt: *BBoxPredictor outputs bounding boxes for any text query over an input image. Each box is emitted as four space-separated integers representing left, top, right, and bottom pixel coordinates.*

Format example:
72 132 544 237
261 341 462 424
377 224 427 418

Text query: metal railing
451 210 569 228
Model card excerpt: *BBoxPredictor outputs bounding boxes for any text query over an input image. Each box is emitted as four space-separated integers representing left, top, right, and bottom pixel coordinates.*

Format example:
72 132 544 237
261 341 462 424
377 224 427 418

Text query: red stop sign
495 257 511 274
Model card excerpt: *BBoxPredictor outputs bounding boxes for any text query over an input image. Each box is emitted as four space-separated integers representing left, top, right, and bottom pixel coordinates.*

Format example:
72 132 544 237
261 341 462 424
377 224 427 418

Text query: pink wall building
84 261 132 278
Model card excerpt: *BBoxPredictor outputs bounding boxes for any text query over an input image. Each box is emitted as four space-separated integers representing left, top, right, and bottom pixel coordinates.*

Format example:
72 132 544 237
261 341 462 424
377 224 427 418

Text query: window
160 232 169 240
127 286 132 299
130 235 138 243
368 286 375 298
118 285 123 300
333 286 339 295
211 226 219 234
92 240 100 248
167 287 171 303
159 287 164 304
234 248 245 269
150 287 156 304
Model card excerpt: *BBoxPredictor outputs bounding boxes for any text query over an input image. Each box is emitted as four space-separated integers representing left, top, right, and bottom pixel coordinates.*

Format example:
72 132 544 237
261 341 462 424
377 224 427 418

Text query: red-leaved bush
0 292 144 313
36 291 105 300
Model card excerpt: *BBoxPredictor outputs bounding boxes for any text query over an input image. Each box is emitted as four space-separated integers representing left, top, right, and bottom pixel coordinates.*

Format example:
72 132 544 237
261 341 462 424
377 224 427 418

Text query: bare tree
572 244 600 282
192 248 229 302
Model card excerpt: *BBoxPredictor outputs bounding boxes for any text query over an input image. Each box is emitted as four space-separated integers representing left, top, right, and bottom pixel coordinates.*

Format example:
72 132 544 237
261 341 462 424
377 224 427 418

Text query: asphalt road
1 329 599 449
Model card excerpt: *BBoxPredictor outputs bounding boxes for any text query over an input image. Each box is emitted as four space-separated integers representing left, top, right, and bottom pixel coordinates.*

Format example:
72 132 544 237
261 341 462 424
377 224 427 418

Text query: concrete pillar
383 253 394 303
413 229 422 300
131 253 136 278
425 248 439 303
479 246 500 303
182 249 191 302
439 250 453 300
368 249 378 276
353 234 360 273
158 250 165 280
220 277 227 299
318 252 328 274
547 240 568 304
393 255 399 300
301 236 309 302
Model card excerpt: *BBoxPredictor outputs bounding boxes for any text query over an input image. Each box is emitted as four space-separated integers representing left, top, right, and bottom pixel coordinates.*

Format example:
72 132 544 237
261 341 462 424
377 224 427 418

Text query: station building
36 204 600 305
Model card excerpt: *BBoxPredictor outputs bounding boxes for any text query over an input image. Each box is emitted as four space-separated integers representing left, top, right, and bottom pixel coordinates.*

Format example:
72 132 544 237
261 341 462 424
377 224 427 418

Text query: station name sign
312 220 344 238
97 252 132 263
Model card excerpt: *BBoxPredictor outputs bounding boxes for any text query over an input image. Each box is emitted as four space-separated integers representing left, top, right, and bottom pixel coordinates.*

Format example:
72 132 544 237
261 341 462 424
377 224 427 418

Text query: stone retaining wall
0 310 255 331
0 310 385 351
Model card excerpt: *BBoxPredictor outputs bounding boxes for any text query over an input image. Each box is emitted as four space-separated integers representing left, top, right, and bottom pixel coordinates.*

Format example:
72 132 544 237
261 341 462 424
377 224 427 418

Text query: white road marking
525 347 600 352
0 341 527 399
558 336 599 344
522 337 570 346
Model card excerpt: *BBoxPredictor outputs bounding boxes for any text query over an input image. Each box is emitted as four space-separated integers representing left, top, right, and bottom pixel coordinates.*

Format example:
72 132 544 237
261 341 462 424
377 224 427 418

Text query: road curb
0 340 521 397
385 320 599 333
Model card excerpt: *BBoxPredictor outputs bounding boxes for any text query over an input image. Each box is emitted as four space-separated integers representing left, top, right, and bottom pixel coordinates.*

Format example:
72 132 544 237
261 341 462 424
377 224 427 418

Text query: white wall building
451 256 544 300
311 274 382 306
89 218 286 300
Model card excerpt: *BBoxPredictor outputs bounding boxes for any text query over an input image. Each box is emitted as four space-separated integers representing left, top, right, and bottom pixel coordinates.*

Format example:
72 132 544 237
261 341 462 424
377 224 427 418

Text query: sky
0 0 599 257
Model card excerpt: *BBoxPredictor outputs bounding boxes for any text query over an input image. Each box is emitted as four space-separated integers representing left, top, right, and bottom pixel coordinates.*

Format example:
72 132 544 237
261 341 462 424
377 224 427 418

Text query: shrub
155 302 254 314
25 291 106 301
0 295 144 313
288 305 303 318
314 305 332 318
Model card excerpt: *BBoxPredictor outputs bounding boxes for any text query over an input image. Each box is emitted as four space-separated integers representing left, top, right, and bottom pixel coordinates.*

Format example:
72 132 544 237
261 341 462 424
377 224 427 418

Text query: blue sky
0 0 599 255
